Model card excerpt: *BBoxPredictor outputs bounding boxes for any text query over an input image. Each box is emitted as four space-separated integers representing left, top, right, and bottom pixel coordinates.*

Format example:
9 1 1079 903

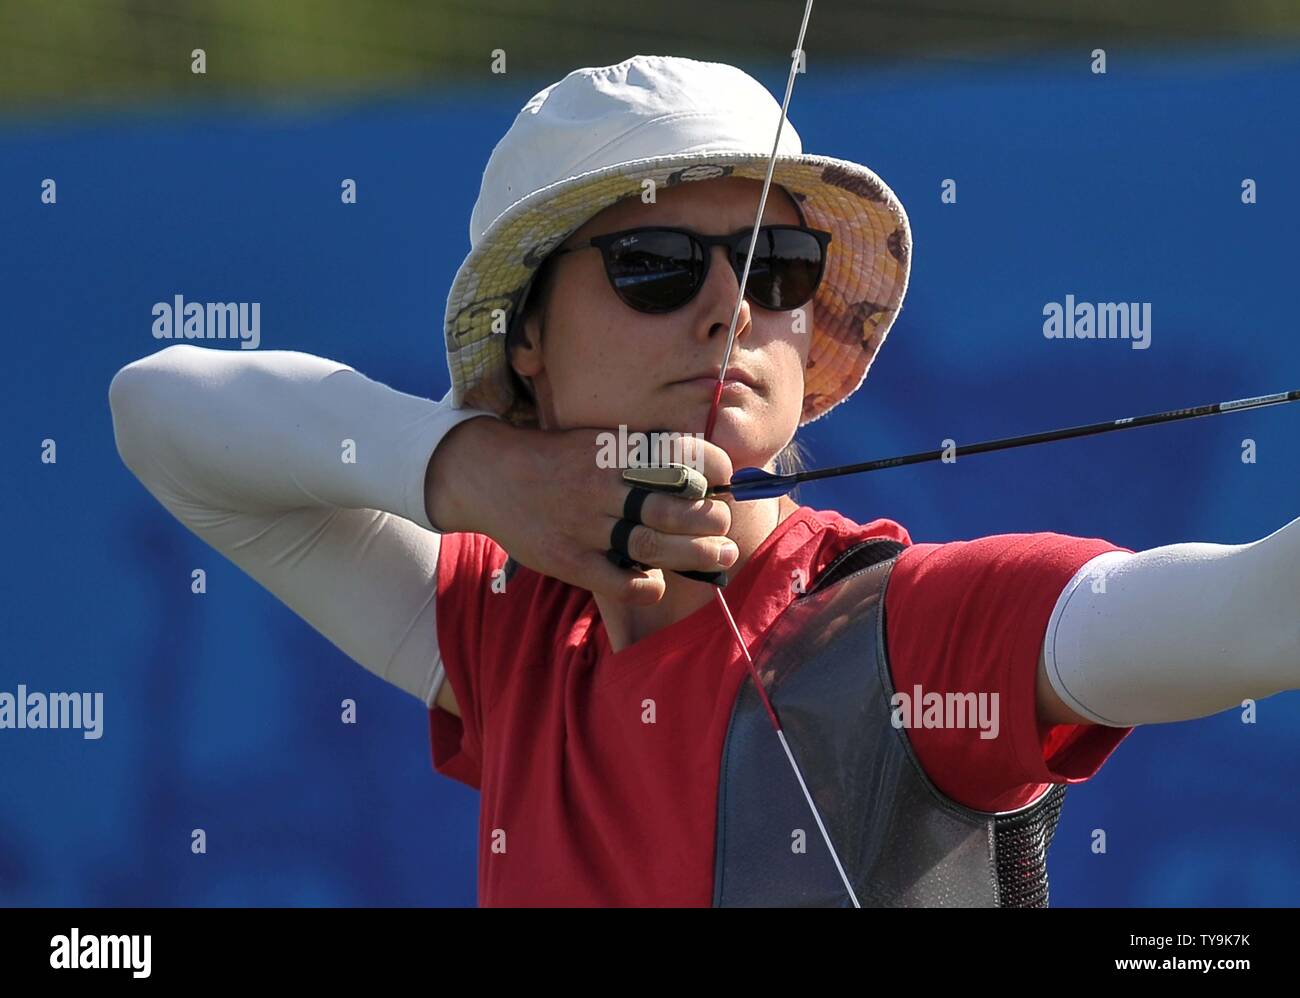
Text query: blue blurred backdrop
3 45 1299 906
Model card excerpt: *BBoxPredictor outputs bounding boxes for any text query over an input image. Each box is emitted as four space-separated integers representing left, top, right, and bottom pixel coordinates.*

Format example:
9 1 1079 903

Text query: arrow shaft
714 389 1300 499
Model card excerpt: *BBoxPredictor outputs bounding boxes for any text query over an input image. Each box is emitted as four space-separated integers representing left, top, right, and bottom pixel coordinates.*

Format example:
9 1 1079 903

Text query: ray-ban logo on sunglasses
595 426 705 474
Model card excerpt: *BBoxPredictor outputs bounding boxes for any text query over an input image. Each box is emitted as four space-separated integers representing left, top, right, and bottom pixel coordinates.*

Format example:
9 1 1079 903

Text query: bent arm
109 344 496 710
1041 516 1300 726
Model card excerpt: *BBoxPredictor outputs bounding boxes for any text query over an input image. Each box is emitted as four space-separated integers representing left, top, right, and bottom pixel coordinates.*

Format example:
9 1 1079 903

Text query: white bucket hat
443 53 912 428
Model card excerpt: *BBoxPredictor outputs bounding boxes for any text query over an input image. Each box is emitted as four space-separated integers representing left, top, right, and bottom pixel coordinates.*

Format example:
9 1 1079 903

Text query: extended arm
1040 516 1300 726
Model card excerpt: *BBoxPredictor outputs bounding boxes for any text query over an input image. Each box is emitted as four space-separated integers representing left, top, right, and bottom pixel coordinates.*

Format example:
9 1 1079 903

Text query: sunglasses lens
744 227 825 310
604 230 704 312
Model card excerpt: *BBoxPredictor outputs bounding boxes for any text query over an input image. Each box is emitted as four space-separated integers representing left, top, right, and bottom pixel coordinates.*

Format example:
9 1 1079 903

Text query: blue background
3 45 1298 906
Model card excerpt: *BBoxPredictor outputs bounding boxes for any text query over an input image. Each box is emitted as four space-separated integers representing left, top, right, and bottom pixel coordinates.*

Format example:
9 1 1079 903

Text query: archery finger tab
622 463 709 500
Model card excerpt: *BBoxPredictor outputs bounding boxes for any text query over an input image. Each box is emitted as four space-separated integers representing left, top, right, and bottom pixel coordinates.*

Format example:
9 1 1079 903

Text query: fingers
580 551 668 606
550 430 742 597
599 490 738 575
596 437 739 578
634 491 731 538
605 515 738 576
480 425 747 604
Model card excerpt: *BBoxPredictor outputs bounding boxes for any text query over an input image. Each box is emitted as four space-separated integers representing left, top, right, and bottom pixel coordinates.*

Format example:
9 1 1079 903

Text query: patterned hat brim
444 151 911 428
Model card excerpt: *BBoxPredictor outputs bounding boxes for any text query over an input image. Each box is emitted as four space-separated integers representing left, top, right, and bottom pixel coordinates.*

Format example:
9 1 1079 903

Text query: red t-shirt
428 506 1134 906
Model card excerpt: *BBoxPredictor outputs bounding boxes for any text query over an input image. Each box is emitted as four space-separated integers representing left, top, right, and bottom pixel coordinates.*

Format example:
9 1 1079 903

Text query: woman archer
109 55 1300 907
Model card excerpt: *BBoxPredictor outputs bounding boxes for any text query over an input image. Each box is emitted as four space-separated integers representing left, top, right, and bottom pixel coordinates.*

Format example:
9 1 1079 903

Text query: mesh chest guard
712 538 1066 907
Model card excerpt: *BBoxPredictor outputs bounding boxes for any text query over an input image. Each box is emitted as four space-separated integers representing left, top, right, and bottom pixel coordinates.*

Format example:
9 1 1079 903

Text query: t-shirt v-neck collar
586 505 820 679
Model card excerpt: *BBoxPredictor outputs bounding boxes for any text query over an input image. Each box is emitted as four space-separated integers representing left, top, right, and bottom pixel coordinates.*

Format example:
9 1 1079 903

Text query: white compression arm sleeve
108 344 498 707
1043 516 1300 726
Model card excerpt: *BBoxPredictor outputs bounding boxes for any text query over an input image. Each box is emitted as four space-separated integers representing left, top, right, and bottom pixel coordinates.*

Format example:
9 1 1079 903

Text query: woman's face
511 176 812 470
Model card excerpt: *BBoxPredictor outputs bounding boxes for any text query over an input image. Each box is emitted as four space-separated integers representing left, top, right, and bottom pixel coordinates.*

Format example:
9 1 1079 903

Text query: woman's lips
677 376 756 393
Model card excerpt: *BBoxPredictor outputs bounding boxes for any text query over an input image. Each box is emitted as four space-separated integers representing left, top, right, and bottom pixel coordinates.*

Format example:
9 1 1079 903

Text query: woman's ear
510 310 545 380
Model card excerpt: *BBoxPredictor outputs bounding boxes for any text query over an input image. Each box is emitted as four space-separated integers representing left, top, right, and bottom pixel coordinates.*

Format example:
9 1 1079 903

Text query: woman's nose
710 244 747 297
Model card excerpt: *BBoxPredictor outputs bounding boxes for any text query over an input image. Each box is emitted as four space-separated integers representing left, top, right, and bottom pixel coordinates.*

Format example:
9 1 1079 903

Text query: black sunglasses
547 224 832 314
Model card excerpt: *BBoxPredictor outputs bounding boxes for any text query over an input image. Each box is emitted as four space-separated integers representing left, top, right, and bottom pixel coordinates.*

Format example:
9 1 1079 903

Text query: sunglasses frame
547 223 833 314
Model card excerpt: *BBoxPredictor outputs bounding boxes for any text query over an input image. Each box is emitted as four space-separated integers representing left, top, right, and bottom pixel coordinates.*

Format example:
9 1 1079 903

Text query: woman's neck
595 493 799 652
